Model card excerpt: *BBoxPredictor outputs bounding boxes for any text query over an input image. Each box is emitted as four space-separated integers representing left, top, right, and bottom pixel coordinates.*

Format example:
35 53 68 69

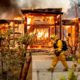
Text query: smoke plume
0 0 22 19
15 0 71 12
0 0 78 19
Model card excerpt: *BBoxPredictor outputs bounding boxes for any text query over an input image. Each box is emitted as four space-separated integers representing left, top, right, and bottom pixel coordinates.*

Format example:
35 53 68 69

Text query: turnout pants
51 52 68 69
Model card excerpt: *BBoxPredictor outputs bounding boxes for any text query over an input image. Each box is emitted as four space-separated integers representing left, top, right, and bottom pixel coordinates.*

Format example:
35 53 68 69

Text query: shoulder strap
56 39 59 42
56 39 60 43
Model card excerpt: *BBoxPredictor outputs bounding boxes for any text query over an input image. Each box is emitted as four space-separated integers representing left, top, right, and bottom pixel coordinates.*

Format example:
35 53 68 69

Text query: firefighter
48 34 68 71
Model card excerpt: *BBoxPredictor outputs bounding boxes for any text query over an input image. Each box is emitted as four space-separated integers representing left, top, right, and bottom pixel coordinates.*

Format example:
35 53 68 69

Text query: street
32 54 80 80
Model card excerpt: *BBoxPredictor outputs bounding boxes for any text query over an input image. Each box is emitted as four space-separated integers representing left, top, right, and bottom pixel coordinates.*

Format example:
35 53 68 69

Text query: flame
9 22 14 26
27 17 31 24
37 32 43 38
44 32 48 38
27 26 30 30
36 29 49 40
14 16 22 20
27 17 31 29
66 25 70 29
0 24 8 34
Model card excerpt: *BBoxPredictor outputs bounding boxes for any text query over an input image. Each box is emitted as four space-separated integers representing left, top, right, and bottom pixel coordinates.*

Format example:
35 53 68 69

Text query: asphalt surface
32 54 80 80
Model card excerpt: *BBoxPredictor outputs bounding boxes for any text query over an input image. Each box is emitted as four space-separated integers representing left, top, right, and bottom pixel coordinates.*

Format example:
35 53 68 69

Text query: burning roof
0 20 8 24
21 8 63 14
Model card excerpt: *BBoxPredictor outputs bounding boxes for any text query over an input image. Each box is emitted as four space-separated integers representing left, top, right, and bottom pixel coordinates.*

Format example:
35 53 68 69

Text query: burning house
21 8 63 48
0 19 24 48
62 19 76 46
61 19 80 53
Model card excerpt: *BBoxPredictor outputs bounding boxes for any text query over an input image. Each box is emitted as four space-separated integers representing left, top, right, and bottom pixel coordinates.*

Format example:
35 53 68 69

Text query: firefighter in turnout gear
48 34 68 71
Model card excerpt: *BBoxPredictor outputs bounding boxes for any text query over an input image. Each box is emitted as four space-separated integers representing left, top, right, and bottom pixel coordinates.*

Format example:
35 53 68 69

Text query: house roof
21 8 63 14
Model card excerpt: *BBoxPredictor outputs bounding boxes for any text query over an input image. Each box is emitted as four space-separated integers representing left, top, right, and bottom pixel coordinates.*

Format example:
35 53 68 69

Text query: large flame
27 15 54 40
27 17 31 29
36 28 49 40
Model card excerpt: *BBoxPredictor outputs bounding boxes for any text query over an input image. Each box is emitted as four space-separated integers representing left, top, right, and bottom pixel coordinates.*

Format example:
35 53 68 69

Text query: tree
18 32 35 80
0 33 5 75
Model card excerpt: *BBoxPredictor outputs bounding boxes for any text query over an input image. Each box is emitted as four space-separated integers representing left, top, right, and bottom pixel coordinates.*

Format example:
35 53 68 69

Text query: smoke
0 0 11 7
0 0 78 19
0 0 22 19
70 0 78 7
15 0 71 12
0 8 22 19
0 0 18 9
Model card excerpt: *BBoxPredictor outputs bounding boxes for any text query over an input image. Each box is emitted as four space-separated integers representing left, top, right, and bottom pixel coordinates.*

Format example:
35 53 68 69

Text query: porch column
54 15 57 35
24 16 27 33
60 14 62 39
75 19 79 50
